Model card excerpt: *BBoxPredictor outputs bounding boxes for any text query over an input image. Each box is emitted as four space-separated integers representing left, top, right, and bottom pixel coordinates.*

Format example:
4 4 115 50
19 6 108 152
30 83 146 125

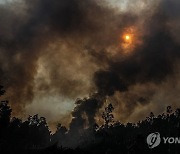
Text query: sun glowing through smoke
120 28 138 53
123 34 132 43
125 35 130 40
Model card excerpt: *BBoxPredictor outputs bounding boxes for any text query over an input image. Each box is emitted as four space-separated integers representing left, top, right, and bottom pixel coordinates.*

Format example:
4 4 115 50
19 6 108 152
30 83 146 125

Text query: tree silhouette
0 85 5 96
102 103 114 127
0 86 12 130
0 101 12 129
0 85 180 153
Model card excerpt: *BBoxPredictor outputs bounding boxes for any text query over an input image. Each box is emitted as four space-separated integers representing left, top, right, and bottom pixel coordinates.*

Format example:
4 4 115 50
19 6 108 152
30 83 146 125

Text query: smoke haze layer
0 0 180 128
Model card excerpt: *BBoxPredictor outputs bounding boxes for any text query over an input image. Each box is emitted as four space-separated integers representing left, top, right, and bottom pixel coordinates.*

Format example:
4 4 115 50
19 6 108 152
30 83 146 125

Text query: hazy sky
0 0 13 4
1 0 179 131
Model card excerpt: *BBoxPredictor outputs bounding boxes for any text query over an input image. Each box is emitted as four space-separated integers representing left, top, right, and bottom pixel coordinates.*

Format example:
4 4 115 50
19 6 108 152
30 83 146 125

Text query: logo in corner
147 132 161 149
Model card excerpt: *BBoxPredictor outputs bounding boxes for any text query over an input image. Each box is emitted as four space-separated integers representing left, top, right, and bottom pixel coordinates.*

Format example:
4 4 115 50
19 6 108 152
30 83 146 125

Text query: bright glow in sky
105 0 155 12
105 0 128 10
0 0 13 4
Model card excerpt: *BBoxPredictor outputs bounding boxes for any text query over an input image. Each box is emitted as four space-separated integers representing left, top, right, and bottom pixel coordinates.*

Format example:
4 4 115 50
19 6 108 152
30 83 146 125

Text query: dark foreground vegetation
0 85 180 154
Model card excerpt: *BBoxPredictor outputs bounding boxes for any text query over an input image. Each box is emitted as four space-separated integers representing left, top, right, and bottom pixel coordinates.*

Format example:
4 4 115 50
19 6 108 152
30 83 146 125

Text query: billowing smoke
0 0 180 129
93 0 180 123
0 0 125 116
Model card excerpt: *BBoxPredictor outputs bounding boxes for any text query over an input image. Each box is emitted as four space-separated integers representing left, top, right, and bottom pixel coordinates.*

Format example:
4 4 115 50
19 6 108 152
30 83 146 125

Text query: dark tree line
0 85 180 153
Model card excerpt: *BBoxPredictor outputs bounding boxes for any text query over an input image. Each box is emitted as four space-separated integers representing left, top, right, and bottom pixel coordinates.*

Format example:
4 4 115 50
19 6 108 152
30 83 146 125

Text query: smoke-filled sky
0 0 180 129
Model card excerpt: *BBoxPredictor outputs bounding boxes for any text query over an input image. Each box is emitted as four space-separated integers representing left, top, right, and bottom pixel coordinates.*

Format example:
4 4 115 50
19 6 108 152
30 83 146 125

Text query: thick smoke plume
0 0 180 129
0 0 122 115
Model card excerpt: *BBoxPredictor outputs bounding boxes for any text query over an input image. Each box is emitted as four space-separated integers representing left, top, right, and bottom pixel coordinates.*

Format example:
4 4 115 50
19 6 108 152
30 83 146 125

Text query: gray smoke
0 0 180 129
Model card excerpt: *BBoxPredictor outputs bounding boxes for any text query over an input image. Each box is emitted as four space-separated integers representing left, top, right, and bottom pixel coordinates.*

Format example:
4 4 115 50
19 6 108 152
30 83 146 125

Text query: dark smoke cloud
92 0 180 123
0 0 109 113
94 2 180 94
70 93 105 131
0 0 137 118
94 71 128 96
0 0 180 130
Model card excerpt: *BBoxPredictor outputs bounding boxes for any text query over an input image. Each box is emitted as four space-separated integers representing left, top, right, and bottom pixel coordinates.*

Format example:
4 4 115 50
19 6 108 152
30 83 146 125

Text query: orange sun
123 34 131 42
125 35 130 40
121 32 134 52
120 26 143 53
